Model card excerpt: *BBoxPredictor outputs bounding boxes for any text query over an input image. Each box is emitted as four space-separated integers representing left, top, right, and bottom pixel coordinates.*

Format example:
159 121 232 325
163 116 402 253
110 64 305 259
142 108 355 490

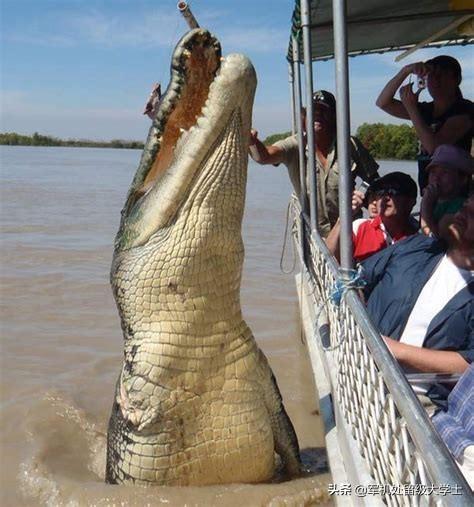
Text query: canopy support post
332 0 353 272
292 36 308 216
292 36 308 260
300 0 318 233
288 63 296 135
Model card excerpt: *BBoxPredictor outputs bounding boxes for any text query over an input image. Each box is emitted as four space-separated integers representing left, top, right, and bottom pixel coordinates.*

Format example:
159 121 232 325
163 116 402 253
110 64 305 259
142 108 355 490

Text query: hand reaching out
249 129 259 146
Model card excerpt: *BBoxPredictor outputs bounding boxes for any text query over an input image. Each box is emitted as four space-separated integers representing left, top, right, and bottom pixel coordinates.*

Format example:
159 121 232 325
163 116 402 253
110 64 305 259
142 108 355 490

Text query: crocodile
106 27 301 486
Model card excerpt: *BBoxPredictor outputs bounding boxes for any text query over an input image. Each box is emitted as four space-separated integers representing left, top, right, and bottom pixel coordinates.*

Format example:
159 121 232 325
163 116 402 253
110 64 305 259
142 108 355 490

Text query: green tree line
3 123 418 159
263 123 418 160
263 131 292 146
356 123 418 160
0 132 144 150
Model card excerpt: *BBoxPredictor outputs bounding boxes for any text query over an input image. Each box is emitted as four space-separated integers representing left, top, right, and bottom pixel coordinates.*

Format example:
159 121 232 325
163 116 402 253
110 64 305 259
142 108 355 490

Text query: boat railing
290 196 472 506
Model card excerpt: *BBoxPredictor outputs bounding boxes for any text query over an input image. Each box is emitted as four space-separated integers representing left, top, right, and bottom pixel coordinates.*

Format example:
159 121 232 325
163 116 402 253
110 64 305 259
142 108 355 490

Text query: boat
285 1 474 505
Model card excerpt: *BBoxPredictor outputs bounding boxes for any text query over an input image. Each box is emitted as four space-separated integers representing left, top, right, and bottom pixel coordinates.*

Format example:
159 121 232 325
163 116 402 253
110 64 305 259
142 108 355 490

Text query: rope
329 265 366 306
311 266 366 351
279 201 297 274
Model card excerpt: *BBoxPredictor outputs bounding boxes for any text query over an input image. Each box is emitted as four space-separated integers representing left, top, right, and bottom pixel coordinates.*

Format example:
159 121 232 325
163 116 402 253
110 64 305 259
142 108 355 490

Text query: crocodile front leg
258 350 301 475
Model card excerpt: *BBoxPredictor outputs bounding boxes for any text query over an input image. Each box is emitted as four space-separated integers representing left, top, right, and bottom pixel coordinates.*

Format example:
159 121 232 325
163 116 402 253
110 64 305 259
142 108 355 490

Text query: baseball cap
312 90 336 110
426 144 473 175
370 172 417 199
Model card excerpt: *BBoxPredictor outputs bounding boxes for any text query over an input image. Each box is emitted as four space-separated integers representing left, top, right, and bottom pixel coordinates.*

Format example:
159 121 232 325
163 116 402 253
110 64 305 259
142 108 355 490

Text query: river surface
0 146 417 506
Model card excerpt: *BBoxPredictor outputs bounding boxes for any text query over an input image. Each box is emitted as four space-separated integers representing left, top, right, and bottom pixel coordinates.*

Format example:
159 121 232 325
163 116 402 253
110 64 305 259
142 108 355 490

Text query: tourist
249 90 379 237
420 144 473 237
326 172 418 263
432 365 474 490
361 196 474 404
376 55 473 191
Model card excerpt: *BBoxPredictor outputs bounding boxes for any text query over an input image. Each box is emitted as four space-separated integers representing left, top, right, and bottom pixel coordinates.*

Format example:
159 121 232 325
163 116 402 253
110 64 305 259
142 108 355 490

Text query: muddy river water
1 146 340 506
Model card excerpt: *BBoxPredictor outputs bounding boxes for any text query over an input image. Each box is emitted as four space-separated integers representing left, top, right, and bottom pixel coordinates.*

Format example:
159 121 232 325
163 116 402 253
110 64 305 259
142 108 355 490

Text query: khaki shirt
273 134 379 237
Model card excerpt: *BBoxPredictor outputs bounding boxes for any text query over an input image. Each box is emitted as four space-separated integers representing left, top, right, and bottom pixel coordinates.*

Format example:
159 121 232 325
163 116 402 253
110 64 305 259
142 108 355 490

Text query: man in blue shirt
362 196 473 389
432 365 474 489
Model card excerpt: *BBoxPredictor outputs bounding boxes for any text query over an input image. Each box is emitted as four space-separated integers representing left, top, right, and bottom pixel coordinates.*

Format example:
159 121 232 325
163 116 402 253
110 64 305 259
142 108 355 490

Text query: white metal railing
290 197 472 506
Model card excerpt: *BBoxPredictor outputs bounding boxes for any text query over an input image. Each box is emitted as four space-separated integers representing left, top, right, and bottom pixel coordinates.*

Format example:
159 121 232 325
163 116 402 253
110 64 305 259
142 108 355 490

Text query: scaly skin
106 28 301 486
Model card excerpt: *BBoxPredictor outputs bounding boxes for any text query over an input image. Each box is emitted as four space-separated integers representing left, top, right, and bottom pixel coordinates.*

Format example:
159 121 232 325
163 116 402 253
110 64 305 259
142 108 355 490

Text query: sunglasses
374 187 404 198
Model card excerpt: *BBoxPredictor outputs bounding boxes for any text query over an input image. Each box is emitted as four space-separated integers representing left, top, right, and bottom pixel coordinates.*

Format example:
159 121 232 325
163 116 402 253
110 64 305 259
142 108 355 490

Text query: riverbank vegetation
263 131 292 145
2 123 418 159
263 123 418 160
356 123 418 160
0 132 144 149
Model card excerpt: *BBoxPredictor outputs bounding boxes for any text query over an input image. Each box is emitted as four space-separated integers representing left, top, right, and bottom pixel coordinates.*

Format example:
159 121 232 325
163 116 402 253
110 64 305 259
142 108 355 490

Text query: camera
357 180 370 197
417 76 426 90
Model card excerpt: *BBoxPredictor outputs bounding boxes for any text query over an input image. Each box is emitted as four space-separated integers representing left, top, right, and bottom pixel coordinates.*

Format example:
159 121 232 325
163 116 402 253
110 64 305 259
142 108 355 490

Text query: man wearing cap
326 172 418 263
376 55 473 190
249 90 379 237
361 196 474 406
421 144 473 237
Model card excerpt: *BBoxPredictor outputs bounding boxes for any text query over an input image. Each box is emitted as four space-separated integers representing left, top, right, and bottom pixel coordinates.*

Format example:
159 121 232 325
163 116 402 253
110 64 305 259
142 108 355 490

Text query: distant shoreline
0 143 415 162
2 122 418 161
0 132 144 150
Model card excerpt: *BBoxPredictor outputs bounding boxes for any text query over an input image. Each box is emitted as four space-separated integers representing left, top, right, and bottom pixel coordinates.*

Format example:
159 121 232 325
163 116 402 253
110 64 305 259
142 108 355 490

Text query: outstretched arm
384 336 469 374
376 63 426 119
248 129 285 165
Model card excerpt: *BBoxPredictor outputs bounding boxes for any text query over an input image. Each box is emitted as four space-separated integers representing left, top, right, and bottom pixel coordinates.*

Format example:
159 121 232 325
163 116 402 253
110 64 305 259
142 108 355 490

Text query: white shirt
400 255 472 347
400 255 472 394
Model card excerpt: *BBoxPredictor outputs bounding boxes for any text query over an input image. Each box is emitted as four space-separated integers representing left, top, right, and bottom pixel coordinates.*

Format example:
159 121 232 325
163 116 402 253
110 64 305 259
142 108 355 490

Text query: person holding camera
376 55 473 191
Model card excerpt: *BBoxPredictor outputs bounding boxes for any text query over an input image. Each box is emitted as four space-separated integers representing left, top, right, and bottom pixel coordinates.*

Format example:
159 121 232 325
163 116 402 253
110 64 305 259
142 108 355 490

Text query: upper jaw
122 29 222 218
114 30 256 252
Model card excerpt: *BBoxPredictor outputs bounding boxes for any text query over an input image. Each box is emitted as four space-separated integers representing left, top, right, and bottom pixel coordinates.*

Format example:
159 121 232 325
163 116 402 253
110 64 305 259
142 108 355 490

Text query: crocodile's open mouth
139 29 221 197
116 28 256 250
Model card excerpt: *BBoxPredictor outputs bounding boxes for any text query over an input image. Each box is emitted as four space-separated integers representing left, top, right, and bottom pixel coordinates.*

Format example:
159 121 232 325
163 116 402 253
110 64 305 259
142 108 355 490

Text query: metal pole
332 0 353 271
177 1 200 29
288 63 296 135
292 36 307 216
300 0 317 233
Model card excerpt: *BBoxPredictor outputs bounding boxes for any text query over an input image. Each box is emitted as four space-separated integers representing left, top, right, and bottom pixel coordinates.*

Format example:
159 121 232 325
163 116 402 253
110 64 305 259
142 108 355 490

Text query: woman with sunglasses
376 55 473 191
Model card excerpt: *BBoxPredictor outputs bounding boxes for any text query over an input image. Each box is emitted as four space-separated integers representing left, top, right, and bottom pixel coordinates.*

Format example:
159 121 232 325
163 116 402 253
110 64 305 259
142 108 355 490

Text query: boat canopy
288 0 474 62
